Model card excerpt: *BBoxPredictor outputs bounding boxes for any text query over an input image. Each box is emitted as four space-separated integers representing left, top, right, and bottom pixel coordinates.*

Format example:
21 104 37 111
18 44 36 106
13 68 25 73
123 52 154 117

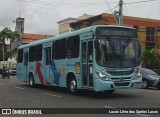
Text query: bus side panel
66 58 82 89
17 63 25 81
28 62 41 84
50 59 81 88
50 60 66 87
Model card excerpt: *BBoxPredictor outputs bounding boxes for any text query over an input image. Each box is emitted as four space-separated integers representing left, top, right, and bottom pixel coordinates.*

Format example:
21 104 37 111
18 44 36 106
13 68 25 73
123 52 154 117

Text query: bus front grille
114 82 130 87
108 71 132 76
111 77 131 82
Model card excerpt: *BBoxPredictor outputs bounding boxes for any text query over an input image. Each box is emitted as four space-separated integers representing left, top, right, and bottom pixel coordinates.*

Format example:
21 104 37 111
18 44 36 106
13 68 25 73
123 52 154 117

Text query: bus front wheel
68 78 77 95
29 74 35 88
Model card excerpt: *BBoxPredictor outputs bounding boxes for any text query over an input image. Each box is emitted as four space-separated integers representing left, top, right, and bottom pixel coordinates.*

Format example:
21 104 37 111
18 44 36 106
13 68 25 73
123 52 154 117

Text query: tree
143 49 160 69
0 27 19 61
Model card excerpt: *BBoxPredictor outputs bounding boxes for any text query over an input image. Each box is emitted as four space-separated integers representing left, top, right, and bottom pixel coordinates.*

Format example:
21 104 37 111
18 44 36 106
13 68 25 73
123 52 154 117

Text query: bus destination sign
96 27 138 38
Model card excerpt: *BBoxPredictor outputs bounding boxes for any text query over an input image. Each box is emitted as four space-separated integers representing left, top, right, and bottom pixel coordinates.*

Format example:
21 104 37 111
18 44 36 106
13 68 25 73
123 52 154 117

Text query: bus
17 25 142 94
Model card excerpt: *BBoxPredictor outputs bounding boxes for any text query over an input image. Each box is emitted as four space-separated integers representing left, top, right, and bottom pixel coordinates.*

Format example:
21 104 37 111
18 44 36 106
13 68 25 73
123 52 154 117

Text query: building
0 17 54 68
57 14 93 35
21 33 53 44
11 17 54 56
15 17 25 34
68 13 160 53
57 18 80 35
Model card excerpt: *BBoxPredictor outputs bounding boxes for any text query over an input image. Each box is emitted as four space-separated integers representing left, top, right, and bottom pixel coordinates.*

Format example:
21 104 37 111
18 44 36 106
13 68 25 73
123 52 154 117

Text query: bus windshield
96 38 140 68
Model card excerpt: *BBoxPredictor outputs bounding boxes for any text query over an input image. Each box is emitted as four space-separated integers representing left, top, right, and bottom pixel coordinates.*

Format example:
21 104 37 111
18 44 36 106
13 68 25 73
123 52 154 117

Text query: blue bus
17 25 142 94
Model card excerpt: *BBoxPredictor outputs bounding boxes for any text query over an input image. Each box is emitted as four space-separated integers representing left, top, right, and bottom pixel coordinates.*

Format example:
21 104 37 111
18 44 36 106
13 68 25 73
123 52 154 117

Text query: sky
0 0 160 36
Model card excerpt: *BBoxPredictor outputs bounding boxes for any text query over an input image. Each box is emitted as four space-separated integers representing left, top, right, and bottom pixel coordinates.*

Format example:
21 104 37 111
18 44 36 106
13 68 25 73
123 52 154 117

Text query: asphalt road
0 75 160 117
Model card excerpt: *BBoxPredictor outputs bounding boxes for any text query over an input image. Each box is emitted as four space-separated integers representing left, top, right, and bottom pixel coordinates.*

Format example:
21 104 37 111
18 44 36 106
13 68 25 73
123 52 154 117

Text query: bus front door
82 41 93 88
24 52 28 82
44 47 51 85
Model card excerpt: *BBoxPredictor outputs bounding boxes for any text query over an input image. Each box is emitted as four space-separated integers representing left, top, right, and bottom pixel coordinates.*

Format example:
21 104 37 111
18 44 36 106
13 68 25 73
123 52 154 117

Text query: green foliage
143 49 160 69
0 27 19 43
0 50 3 61
0 27 19 61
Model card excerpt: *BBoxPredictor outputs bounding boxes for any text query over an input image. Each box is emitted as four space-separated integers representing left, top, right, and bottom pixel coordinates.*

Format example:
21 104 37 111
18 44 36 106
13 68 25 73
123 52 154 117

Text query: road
0 75 160 117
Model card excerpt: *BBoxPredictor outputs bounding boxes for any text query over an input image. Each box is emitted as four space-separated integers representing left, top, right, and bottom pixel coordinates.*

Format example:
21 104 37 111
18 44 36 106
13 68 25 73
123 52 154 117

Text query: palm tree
0 27 19 61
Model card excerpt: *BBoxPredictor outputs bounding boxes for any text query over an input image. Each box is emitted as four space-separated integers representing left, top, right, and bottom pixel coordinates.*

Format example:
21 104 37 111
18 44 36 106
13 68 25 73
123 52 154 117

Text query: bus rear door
44 47 52 85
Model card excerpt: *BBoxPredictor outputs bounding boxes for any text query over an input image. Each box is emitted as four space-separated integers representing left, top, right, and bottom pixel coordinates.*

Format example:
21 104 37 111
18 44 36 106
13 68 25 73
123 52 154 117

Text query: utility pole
114 0 123 26
119 0 123 26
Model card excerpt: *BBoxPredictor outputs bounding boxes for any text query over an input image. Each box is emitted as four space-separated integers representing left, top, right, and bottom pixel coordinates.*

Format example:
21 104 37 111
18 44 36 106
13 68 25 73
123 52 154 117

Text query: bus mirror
94 40 99 49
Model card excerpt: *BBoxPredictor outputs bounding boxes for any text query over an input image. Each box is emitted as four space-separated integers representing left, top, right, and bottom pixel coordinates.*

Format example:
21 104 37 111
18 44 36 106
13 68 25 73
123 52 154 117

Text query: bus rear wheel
68 78 77 95
29 75 35 88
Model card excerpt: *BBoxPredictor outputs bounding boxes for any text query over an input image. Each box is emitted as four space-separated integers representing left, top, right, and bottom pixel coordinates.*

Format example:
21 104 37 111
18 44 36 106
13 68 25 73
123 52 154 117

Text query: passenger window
52 42 55 59
29 46 36 62
17 49 23 63
55 39 66 59
36 44 42 61
67 36 80 58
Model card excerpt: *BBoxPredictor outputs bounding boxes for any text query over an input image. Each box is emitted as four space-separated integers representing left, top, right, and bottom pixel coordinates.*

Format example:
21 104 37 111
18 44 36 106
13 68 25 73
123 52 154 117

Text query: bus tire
68 77 78 95
29 74 35 88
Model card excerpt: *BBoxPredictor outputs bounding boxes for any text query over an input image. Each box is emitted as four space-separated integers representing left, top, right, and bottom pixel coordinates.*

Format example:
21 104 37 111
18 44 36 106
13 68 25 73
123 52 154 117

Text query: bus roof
18 25 135 49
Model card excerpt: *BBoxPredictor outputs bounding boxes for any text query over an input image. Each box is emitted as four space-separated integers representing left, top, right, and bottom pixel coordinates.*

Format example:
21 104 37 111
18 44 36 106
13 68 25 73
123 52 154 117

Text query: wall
59 23 70 34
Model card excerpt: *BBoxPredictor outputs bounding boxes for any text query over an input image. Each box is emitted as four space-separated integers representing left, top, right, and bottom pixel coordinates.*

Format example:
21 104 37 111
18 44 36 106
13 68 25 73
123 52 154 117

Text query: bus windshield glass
96 38 140 68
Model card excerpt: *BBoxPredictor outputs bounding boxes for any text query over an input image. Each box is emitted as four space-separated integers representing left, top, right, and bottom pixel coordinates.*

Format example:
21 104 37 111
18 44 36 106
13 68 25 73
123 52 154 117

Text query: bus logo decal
36 62 44 84
51 60 59 85
120 77 124 82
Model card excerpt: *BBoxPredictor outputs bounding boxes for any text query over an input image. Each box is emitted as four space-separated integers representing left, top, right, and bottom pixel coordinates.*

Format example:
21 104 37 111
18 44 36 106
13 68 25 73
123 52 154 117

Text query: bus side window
36 44 42 61
52 42 55 59
17 49 23 63
67 36 80 59
29 46 36 62
55 39 66 59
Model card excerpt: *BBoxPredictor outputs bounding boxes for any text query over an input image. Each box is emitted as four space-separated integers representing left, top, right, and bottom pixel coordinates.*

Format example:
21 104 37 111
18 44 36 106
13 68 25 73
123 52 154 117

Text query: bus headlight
96 71 109 81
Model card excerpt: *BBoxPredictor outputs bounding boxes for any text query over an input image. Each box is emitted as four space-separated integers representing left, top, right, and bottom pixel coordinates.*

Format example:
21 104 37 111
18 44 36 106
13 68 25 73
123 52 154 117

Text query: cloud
0 0 29 30
0 0 160 36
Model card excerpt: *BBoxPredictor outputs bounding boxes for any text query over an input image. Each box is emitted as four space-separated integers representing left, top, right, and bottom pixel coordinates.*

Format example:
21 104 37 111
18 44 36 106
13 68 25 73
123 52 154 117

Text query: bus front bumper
94 78 142 92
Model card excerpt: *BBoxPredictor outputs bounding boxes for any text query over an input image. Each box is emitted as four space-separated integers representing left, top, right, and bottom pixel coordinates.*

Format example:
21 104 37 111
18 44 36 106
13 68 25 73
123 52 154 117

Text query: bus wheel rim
70 80 76 92
30 77 33 85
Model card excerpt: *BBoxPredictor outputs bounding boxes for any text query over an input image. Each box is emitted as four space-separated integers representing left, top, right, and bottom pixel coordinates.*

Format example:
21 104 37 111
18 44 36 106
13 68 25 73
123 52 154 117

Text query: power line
124 0 156 5
104 0 119 25
0 5 20 11
24 0 65 20
106 4 119 13
14 0 118 6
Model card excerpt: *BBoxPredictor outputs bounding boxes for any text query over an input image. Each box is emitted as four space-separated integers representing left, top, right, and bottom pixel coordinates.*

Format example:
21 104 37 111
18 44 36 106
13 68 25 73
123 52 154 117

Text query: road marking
104 106 149 117
0 83 5 85
15 87 24 90
43 93 62 98
104 106 115 108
